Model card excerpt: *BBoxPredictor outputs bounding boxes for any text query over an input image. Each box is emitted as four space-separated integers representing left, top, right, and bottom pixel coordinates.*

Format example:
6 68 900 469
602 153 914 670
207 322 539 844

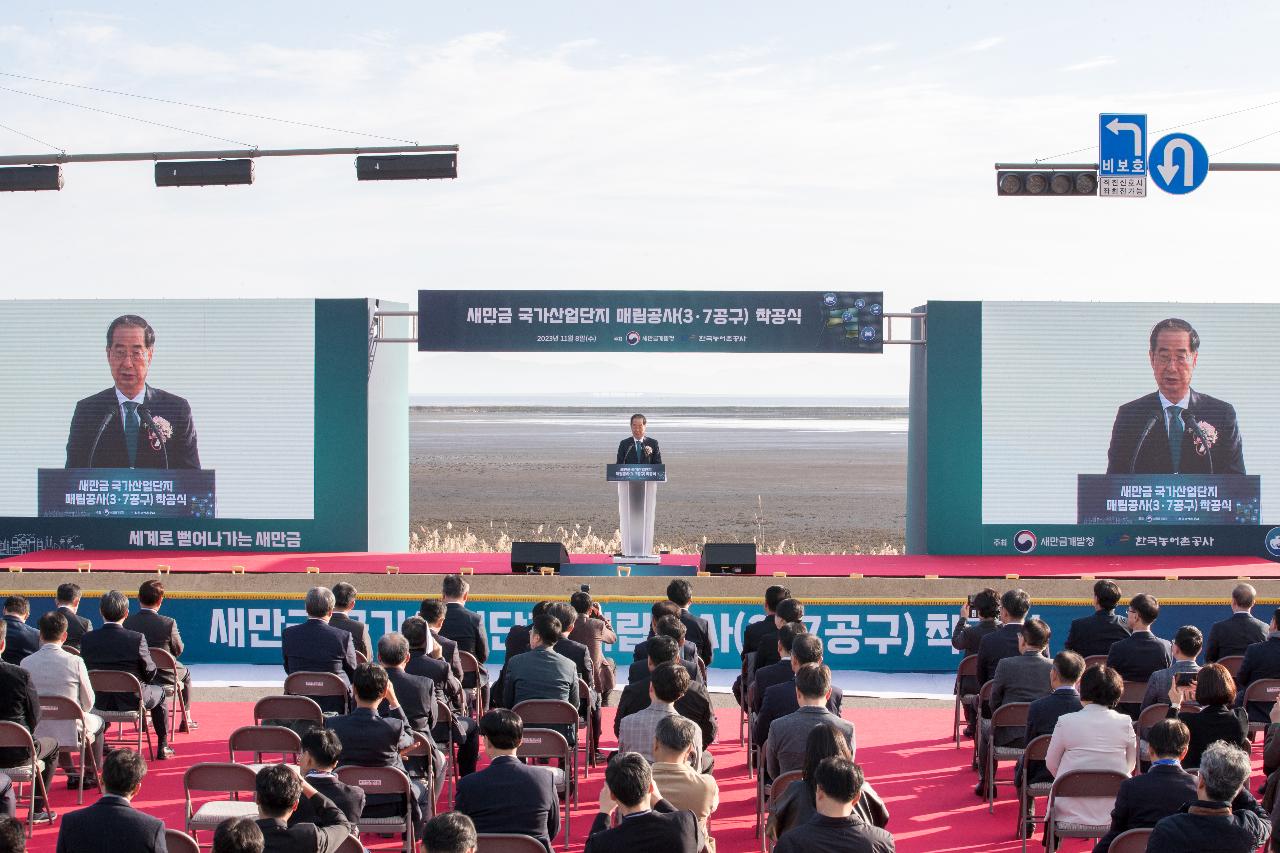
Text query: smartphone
1176 672 1198 687
580 584 591 593
967 594 976 619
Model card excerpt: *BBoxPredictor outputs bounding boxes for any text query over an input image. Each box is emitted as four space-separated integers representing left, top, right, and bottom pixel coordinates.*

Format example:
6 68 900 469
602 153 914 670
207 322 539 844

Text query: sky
2 2 1279 402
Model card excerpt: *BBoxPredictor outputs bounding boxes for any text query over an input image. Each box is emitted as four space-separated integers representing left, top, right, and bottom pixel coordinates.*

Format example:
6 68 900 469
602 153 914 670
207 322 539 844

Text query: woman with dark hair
1166 661 1249 768
1045 664 1137 827
765 723 889 842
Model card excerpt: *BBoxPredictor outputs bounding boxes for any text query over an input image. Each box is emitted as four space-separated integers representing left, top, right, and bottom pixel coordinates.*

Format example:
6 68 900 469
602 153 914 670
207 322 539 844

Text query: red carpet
14 705 1269 852
12 548 1278 579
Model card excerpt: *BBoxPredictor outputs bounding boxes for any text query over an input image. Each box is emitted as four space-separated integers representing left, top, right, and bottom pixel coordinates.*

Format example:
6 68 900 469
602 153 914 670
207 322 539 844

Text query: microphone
1181 410 1214 474
1129 415 1160 474
136 404 170 470
86 407 117 468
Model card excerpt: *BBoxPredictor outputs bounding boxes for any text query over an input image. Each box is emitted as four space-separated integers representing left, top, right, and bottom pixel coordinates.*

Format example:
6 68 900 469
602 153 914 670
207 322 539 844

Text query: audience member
500 614 579 744
440 574 489 707
1142 625 1202 710
254 763 354 853
377 631 455 779
766 722 852 842
281 587 357 715
1094 718 1195 853
1065 580 1131 658
419 599 465 685
79 589 171 759
665 579 714 666
54 583 92 651
735 585 791 705
619 662 709 770
492 601 549 708
327 582 372 662
289 728 364 826
1146 741 1270 852
1045 665 1137 828
213 817 265 853
0 620 56 822
772 756 895 853
123 579 195 731
21 611 105 787
54 749 164 853
629 615 702 686
0 815 21 853
1021 651 1085 788
755 598 805 672
585 752 703 853
1166 662 1249 769
976 589 1035 695
632 602 700 671
977 618 1053 797
422 811 477 853
649 716 719 850
569 591 618 704
402 616 464 712
766 664 855 780
1235 607 1280 724
454 709 558 851
1207 583 1269 662
750 622 807 713
616 635 717 751
952 587 1000 736
546 602 597 720
0 597 38 665
755 634 843 747
1106 594 1173 683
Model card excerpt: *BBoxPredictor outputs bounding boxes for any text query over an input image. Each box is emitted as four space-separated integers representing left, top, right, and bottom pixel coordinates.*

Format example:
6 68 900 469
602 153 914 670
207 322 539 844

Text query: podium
38 468 216 518
607 464 665 562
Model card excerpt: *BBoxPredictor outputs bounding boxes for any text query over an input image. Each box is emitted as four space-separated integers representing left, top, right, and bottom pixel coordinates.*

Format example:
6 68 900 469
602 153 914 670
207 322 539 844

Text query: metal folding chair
953 654 978 747
88 669 155 759
183 762 259 842
284 671 352 715
476 834 548 853
970 679 993 769
336 764 417 853
37 695 103 804
1107 827 1154 853
459 650 486 717
512 699 580 805
228 724 302 773
1216 655 1245 680
1083 655 1109 669
149 646 190 737
1044 769 1129 853
253 694 325 731
404 729 439 818
0 721 49 839
1018 734 1053 852
517 727 572 846
577 677 595 774
1134 702 1170 766
163 828 201 853
739 651 756 747
985 701 1031 812
431 698 458 803
760 769 801 852
1242 677 1280 738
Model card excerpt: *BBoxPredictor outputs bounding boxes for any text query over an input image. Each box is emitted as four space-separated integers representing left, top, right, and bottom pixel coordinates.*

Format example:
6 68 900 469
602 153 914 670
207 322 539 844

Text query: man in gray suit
765 664 855 780
501 613 579 744
977 618 1053 797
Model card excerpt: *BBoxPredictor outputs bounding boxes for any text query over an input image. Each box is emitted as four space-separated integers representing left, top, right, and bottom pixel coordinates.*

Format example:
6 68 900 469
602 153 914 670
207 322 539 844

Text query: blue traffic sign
1149 132 1209 194
1099 113 1147 175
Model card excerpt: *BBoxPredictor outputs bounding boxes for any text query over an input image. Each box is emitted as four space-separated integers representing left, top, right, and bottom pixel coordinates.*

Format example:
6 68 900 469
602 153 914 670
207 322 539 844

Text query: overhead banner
418 290 884 353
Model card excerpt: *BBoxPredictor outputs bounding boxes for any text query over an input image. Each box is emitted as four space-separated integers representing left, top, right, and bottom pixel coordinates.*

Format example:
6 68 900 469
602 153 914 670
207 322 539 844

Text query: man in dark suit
773 756 895 853
421 812 477 853
80 589 171 758
1094 718 1195 853
628 614 701 686
664 579 714 666
617 413 662 465
54 583 92 651
291 728 365 826
1206 583 1270 662
213 818 265 853
325 664 431 835
754 598 805 673
377 631 456 780
281 587 358 715
754 634 844 747
1022 651 1085 787
1065 580 1131 659
327 582 372 662
123 578 195 731
254 763 354 853
54 748 164 853
586 752 701 853
419 600 465 686
0 621 57 822
953 587 1001 736
1233 607 1280 724
1106 594 1173 685
65 314 200 470
750 622 807 713
455 709 559 851
1106 318 1244 476
734 585 790 706
402 617 464 713
977 619 1054 796
440 575 489 708
547 603 597 741
764 665 855 781
633 603 699 667
616 635 717 751
0 597 39 665
976 589 1035 693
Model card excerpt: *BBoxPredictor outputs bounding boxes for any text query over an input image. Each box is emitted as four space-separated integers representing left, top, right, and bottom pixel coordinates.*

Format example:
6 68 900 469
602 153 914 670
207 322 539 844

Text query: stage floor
6 548 1276 579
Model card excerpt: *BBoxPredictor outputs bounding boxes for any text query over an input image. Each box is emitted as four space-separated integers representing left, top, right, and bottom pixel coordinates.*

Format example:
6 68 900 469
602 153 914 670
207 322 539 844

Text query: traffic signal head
997 170 1096 197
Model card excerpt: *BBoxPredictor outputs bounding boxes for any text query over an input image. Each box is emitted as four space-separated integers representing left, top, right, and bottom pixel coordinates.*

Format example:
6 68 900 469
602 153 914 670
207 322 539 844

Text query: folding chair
37 695 103 804
1134 702 1170 766
476 834 548 853
284 671 351 715
404 729 438 818
88 669 155 759
1107 827 1154 853
1242 678 1280 738
1083 655 1109 669
183 762 259 841
459 650 486 717
149 647 191 737
253 694 325 731
163 828 201 853
228 724 302 773
355 649 369 665
517 727 572 846
739 651 756 747
1216 655 1245 681
512 699 580 805
431 698 458 803
577 677 595 774
1044 769 1129 853
333 836 365 853
761 769 801 852
0 721 49 839
985 701 1031 812
953 654 978 747
1017 734 1053 853
1119 681 1148 705
336 765 417 853
970 679 993 770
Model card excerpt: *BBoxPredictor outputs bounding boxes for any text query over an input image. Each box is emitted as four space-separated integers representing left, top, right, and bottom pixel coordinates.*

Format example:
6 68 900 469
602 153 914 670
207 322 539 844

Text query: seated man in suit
619 663 709 772
665 579 714 667
1095 718 1195 853
616 635 717 753
22 611 105 787
953 587 1002 737
54 583 92 651
492 601 550 707
546 603 597 719
585 751 702 853
976 618 1054 796
570 591 617 750
455 709 559 851
327 583 372 663
754 597 805 673
1233 607 1280 724
80 589 171 759
734 585 790 706
628 615 701 686
765 664 855 781
1142 625 1202 711
1107 594 1173 717
325 664 431 836
1021 651 1085 789
774 756 895 853
419 600 464 687
123 579 195 731
213 817 265 853
754 634 844 748
501 614 579 745
1065 580 1131 659
281 587 358 715
54 748 164 853
1 597 39 665
422 812 477 853
977 589 1037 704
632 602 699 673
0 621 58 823
750 622 807 713
402 617 464 713
290 727 364 826
1145 741 1269 851
377 631 456 781
1207 583 1270 662
254 763 355 853
440 575 489 708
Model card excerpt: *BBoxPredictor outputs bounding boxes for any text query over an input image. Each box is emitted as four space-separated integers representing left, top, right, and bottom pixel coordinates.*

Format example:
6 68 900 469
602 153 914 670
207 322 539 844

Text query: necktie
635 440 643 462
123 401 140 467
1167 404 1183 472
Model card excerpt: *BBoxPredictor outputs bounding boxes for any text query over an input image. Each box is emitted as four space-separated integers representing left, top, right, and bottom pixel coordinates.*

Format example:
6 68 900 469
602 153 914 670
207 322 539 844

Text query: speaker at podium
606 463 665 563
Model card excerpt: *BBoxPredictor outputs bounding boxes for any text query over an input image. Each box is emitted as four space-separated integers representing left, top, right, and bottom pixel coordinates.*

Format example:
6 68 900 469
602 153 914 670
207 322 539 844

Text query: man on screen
65 315 200 470
617 413 662 465
1106 318 1244 475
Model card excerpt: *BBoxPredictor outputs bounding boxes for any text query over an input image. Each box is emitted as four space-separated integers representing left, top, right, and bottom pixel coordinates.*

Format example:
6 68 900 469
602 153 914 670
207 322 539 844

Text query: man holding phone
952 588 1000 737
1141 625 1203 711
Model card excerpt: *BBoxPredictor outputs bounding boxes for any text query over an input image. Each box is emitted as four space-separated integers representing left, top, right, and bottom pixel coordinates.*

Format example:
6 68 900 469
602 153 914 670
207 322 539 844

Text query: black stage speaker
699 543 757 575
510 541 570 574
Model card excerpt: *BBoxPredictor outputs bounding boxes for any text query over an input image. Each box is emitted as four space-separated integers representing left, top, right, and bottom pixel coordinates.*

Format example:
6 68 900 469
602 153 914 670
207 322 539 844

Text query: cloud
1061 56 1117 72
962 36 1004 52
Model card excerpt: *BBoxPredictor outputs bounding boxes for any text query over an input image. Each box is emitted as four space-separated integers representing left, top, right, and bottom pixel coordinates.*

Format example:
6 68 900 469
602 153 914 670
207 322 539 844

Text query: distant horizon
411 392 910 407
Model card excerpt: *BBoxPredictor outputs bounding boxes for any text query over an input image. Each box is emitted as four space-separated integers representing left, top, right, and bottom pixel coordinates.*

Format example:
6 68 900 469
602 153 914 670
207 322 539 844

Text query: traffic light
155 159 254 187
0 165 62 192
996 170 1096 197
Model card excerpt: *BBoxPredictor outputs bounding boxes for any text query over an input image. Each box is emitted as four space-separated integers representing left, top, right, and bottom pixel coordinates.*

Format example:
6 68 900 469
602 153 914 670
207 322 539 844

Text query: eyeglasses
1153 353 1193 367
108 346 150 362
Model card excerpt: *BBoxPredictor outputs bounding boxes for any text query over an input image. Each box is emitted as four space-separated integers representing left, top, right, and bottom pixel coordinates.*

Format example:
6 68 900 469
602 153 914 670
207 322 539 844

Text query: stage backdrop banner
418 290 884 353
22 594 1241 672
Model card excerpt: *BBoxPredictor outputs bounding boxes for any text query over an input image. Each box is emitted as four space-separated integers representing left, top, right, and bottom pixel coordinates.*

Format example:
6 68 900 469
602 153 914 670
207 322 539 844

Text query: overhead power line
0 120 63 153
1211 127 1280 157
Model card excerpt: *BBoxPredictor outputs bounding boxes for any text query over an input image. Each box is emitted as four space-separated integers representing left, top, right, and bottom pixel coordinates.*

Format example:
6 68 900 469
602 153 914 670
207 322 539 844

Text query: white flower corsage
147 415 173 450
1191 420 1218 456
